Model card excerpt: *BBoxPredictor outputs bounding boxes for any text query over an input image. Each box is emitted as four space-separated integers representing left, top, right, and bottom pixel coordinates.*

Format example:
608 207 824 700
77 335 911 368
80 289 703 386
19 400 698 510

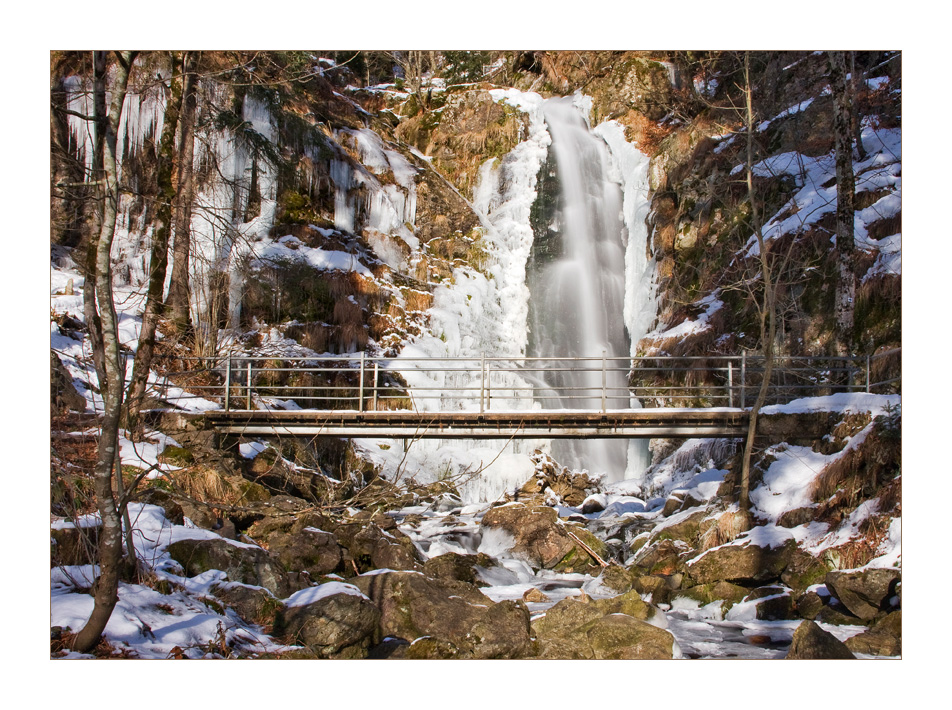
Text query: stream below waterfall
390 501 871 660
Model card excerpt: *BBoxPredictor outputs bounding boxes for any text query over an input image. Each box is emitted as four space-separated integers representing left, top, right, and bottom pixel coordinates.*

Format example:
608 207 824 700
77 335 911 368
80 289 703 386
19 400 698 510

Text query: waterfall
526 97 644 483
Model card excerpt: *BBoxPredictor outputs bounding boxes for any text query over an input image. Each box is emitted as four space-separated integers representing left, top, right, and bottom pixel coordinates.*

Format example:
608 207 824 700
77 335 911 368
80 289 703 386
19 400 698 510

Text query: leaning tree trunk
739 52 777 513
828 51 857 359
125 52 185 434
72 50 138 655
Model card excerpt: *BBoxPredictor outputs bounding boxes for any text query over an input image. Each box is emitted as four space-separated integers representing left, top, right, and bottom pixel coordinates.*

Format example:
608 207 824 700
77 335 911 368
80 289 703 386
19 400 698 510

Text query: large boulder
480 503 606 574
674 580 749 611
785 620 855 659
651 509 709 545
276 584 381 659
244 447 338 503
334 521 423 573
353 570 531 659
844 610 901 657
781 549 832 593
685 538 795 586
631 538 692 576
825 569 901 620
211 582 283 627
165 537 290 597
268 527 344 578
728 586 797 621
423 552 495 586
532 593 675 660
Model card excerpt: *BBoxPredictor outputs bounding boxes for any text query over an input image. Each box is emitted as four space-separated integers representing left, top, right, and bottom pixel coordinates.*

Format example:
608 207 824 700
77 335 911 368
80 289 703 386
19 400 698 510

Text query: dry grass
811 414 901 521
286 323 332 354
332 298 362 327
402 287 434 312
619 109 676 155
827 507 897 570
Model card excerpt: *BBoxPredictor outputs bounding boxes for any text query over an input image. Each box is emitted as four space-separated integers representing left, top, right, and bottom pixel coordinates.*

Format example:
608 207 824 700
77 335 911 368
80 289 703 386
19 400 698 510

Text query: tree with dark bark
828 51 857 358
166 53 199 336
737 52 778 514
125 52 187 434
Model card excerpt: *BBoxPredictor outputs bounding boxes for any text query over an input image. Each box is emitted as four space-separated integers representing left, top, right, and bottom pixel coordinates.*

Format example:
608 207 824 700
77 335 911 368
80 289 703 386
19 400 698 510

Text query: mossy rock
786 620 855 659
674 580 749 610
158 445 194 466
780 549 832 594
532 594 674 660
651 509 707 545
599 564 637 593
353 570 532 659
275 590 381 659
165 537 290 597
685 538 796 585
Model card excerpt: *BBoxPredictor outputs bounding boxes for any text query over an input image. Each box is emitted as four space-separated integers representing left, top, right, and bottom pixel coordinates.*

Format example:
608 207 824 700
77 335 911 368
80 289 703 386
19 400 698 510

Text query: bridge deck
199 408 749 439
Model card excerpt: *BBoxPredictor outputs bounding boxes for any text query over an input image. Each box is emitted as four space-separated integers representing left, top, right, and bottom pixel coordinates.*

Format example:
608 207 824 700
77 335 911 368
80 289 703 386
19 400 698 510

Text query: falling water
527 98 632 481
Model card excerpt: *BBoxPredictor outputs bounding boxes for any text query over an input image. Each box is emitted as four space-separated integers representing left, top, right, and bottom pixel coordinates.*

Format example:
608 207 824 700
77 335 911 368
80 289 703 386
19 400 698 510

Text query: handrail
139 347 900 414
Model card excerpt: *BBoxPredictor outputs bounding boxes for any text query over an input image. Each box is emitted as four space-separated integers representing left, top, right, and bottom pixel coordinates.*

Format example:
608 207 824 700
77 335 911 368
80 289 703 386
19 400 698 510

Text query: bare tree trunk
739 52 777 514
166 52 199 335
828 51 857 359
82 52 109 397
849 52 868 162
126 52 185 433
72 50 138 655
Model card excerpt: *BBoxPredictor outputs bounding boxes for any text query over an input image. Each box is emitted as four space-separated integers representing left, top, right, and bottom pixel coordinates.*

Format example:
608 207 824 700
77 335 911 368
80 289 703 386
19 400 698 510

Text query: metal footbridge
151 350 899 440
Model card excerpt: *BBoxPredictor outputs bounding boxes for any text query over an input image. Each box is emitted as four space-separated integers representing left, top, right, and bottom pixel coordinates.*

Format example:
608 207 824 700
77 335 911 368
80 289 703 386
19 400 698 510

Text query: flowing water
527 98 632 481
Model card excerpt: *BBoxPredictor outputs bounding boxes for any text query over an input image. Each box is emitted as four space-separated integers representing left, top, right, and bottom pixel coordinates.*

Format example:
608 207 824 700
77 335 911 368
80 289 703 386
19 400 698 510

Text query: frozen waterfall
527 97 654 483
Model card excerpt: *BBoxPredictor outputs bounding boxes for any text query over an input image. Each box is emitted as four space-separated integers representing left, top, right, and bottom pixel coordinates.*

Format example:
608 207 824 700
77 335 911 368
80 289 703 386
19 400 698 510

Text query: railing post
601 351 607 413
246 360 252 410
480 354 486 414
224 356 231 411
358 352 365 412
866 353 871 393
728 361 734 408
373 361 379 411
740 351 747 409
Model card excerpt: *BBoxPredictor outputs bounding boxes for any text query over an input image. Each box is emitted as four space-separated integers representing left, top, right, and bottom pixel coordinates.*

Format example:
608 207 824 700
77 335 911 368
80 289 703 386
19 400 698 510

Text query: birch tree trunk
82 52 109 397
72 50 138 655
828 51 857 359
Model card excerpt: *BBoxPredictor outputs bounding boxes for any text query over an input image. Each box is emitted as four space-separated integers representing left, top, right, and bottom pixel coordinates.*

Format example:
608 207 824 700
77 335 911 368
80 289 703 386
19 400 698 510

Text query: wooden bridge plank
194 408 749 439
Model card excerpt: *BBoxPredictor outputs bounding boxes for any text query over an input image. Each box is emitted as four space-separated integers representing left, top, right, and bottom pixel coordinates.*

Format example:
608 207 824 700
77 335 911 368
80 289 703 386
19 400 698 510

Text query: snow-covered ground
47 56 904 676
51 387 902 660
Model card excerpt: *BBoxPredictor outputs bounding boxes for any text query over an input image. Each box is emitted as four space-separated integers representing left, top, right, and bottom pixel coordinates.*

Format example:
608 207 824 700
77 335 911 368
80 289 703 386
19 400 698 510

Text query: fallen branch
564 528 608 568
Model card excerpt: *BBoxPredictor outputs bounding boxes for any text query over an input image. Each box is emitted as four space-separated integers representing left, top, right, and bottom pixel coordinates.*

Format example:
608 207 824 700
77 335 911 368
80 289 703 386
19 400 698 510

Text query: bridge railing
146 347 900 413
